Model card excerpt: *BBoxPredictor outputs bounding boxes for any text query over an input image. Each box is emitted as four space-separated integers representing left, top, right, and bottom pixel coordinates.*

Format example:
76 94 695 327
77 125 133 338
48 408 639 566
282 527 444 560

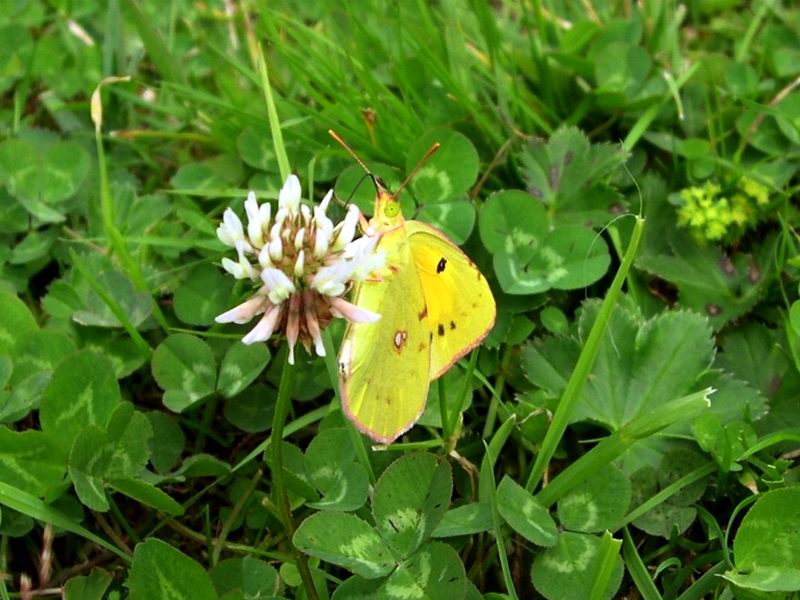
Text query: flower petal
330 296 381 323
235 240 257 280
318 189 333 214
311 260 353 296
258 246 273 268
279 174 301 215
351 251 386 281
313 220 332 258
217 207 245 247
215 293 269 324
285 294 301 364
332 204 360 251
294 227 305 249
242 304 283 345
221 257 241 278
244 191 259 220
268 235 283 262
224 207 244 237
304 291 326 358
346 233 379 255
245 191 269 248
294 249 305 277
261 267 296 304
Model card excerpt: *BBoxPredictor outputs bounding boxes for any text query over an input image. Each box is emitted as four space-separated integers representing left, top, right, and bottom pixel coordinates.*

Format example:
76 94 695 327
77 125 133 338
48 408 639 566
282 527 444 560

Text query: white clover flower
215 175 385 364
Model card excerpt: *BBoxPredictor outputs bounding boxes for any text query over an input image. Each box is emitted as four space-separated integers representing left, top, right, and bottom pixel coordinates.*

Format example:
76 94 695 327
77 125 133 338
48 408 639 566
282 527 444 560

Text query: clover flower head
214 175 385 364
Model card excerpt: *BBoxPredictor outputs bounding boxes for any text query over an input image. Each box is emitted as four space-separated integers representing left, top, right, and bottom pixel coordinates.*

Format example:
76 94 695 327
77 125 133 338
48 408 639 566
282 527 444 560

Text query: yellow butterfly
331 131 496 443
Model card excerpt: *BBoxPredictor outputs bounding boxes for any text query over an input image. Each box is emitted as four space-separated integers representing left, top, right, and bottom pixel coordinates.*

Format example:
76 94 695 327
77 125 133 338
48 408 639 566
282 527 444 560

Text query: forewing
407 220 496 379
339 228 432 443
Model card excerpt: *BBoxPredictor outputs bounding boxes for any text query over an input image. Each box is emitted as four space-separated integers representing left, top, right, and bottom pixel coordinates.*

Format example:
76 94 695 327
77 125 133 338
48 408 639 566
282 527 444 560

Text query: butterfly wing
339 227 432 443
406 220 496 380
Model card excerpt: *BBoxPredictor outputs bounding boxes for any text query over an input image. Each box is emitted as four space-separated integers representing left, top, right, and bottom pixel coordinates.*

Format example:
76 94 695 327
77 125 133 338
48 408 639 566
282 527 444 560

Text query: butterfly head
371 179 404 231
328 129 439 233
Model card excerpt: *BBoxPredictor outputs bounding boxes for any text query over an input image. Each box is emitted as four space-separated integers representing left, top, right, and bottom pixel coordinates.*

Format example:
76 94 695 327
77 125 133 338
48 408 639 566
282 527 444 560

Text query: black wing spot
437 324 445 336
436 258 447 273
449 320 456 330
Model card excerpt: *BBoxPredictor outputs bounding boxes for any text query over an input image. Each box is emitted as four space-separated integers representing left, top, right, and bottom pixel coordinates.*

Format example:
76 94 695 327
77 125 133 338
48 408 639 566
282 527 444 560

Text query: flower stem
270 355 319 600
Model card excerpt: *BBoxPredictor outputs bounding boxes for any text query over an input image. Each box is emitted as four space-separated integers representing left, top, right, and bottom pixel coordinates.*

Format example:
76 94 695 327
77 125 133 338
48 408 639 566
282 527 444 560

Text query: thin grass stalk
526 216 645 492
537 389 712 508
481 415 519 600
622 527 664 600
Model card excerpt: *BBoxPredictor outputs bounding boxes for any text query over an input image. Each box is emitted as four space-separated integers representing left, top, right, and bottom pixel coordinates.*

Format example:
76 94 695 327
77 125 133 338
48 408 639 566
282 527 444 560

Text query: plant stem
270 355 319 600
482 344 513 439
438 376 450 447
448 348 480 439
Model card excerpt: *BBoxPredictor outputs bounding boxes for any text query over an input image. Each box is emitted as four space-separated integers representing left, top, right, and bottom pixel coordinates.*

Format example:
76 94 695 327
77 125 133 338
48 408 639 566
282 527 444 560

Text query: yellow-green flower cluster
676 176 771 243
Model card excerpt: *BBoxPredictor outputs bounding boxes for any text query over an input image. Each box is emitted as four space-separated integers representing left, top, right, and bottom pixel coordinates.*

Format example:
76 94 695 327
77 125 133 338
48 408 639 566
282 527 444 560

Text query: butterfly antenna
395 142 440 195
343 172 374 206
329 129 372 175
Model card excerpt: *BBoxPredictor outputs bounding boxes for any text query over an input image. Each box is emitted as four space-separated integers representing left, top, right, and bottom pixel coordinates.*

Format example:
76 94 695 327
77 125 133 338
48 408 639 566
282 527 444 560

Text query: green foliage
479 189 610 294
496 476 558 546
722 487 800 593
304 427 369 511
127 539 217 600
152 333 217 412
210 557 283 599
557 464 631 533
2 1 800 599
531 532 625 600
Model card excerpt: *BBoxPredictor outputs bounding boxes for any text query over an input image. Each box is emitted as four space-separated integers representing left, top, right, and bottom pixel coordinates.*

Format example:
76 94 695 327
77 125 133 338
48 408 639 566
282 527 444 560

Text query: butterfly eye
385 201 400 218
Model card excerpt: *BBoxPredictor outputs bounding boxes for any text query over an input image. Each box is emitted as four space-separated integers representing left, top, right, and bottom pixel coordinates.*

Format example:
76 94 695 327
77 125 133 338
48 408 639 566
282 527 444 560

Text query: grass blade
255 43 291 181
526 216 645 492
124 1 185 84
673 561 727 600
0 481 130 562
623 527 664 600
536 389 712 508
612 462 716 531
588 531 622 600
481 415 520 600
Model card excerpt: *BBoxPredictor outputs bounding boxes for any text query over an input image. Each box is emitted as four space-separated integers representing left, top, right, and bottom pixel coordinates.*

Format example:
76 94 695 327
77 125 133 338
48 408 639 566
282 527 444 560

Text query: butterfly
331 131 496 443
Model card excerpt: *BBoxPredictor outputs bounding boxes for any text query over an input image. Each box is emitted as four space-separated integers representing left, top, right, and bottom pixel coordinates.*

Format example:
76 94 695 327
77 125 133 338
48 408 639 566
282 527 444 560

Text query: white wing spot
393 330 408 351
